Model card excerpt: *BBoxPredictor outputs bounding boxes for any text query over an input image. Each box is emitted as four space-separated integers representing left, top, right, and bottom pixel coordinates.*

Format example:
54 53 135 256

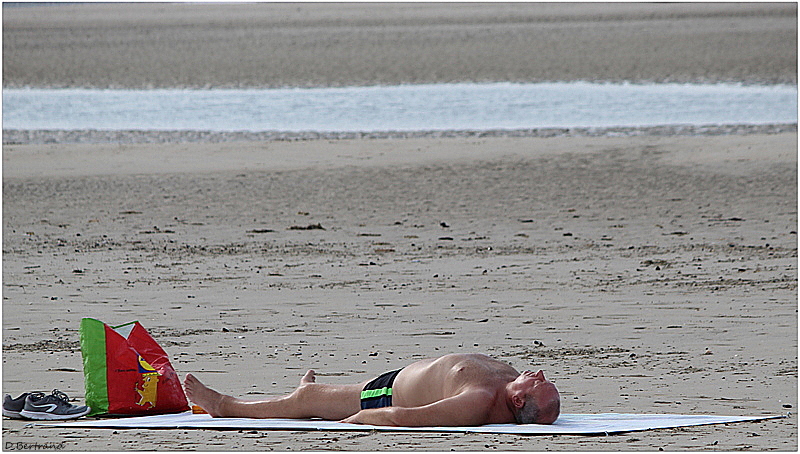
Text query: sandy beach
3 2 798 451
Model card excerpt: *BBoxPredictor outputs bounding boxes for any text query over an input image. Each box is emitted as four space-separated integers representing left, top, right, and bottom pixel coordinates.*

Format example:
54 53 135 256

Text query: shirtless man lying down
184 353 560 426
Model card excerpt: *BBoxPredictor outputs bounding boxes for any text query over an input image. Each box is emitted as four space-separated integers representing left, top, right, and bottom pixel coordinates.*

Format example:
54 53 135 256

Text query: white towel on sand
42 412 781 435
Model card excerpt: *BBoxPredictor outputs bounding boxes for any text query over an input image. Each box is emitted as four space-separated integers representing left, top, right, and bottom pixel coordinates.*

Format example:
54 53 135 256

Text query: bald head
533 390 560 424
512 371 561 424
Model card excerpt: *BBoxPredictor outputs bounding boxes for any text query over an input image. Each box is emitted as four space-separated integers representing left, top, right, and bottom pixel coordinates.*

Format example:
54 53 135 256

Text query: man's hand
339 409 391 425
339 412 365 425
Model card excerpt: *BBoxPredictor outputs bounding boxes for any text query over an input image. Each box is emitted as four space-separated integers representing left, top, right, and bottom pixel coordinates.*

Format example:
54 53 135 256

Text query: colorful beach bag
79 318 189 416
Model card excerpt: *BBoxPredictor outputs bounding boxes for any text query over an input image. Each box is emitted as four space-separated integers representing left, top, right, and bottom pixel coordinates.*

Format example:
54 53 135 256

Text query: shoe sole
20 408 90 420
2 409 24 419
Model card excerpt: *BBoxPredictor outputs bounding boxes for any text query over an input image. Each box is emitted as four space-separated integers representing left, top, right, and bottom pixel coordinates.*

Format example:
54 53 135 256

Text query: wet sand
3 2 797 88
3 132 797 450
2 2 798 451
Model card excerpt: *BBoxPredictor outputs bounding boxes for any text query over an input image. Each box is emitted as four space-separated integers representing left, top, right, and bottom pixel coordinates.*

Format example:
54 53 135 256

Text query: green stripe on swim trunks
361 387 392 400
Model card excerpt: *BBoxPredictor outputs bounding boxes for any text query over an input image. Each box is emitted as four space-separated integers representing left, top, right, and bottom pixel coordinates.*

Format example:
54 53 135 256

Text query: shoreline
4 123 797 146
4 77 798 91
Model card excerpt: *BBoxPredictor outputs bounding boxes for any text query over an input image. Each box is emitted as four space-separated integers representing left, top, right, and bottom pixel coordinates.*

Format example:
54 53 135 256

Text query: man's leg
184 370 364 420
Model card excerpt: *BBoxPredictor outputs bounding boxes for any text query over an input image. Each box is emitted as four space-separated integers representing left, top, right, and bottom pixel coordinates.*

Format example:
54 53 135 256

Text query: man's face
518 369 551 389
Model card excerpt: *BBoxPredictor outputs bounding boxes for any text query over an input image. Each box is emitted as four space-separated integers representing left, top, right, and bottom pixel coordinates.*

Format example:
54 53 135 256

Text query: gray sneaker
3 393 30 419
19 390 90 420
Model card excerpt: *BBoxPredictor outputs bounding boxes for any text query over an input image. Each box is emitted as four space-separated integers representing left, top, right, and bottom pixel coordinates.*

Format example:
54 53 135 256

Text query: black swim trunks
360 368 403 409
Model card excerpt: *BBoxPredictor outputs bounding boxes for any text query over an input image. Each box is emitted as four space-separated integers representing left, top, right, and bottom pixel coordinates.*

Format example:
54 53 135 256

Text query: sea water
2 82 796 132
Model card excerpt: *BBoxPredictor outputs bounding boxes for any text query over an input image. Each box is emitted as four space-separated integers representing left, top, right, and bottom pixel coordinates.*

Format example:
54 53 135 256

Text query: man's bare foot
301 369 316 384
184 373 229 417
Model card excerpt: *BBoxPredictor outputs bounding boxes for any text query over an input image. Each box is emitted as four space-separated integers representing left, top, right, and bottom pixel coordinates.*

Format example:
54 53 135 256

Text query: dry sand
2 2 798 451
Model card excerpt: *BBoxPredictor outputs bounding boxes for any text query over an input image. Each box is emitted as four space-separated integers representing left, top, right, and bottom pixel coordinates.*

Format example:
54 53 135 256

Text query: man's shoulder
449 387 507 425
456 387 498 406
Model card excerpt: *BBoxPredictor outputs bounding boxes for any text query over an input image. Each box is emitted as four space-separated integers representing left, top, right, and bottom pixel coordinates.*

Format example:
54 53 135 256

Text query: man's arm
341 390 494 427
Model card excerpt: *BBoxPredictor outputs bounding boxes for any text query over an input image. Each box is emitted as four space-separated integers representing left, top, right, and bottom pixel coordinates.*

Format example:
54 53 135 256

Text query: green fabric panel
80 318 109 415
360 387 392 400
